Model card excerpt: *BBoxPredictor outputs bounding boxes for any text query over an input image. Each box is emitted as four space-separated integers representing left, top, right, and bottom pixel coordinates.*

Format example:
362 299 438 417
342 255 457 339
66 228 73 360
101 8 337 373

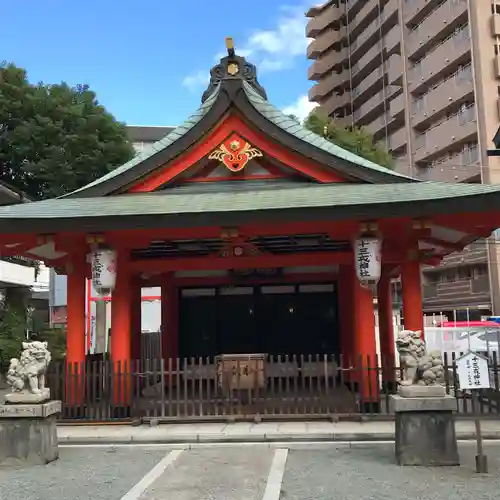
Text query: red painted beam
130 251 352 274
140 272 339 288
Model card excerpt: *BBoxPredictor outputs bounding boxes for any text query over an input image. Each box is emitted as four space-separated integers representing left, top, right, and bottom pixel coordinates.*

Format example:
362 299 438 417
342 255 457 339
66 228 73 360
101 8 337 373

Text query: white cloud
243 7 309 65
183 5 311 92
182 71 209 92
282 95 317 121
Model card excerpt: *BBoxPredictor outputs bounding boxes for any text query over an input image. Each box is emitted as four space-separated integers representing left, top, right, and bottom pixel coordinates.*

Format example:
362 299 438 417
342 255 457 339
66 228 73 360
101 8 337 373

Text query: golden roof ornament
225 36 235 57
201 37 268 103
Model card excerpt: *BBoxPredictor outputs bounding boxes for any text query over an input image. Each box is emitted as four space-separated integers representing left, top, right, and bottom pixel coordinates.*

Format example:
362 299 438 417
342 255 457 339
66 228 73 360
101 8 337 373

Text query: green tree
0 306 26 374
0 62 135 199
303 108 394 169
33 327 66 363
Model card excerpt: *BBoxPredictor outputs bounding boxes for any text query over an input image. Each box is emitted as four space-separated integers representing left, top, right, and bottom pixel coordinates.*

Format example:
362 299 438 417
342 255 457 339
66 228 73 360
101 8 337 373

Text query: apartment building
306 0 500 318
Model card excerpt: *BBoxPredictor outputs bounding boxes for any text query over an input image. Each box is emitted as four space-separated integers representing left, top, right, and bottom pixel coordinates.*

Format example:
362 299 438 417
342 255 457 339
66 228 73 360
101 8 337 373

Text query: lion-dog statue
395 330 445 386
6 341 51 395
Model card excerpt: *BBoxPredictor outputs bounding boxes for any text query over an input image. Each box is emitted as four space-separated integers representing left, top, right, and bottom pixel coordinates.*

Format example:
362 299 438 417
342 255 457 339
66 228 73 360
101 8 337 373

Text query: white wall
0 261 50 291
0 261 35 287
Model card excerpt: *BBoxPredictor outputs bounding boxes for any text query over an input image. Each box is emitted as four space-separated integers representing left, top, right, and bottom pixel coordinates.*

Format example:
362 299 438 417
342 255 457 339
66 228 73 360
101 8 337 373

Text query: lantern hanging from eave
91 248 117 295
354 236 382 284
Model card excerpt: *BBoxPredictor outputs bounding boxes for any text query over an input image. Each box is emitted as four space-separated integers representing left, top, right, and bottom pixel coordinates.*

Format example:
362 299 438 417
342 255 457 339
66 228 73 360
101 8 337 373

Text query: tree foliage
32 327 66 363
0 62 135 199
303 108 394 169
0 306 26 374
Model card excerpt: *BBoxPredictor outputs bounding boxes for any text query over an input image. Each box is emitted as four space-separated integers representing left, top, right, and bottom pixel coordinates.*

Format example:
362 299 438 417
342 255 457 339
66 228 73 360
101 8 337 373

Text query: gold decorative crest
227 63 239 76
208 134 263 172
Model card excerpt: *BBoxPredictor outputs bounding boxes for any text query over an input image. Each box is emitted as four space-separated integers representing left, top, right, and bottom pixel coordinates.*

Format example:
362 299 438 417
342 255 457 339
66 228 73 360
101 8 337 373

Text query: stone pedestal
0 401 61 466
4 388 50 404
390 393 459 466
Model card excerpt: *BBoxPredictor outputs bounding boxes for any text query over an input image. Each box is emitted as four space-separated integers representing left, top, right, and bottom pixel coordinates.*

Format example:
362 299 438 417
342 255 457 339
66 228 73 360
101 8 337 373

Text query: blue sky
3 0 316 126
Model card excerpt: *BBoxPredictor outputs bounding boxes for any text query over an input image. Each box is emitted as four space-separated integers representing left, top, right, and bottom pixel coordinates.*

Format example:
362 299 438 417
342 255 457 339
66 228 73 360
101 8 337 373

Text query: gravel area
283 443 500 500
0 447 167 500
1 443 499 500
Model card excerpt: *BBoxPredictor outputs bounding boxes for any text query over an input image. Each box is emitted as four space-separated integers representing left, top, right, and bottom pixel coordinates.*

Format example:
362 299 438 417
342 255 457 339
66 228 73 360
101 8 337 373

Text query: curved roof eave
64 76 417 199
237 81 415 184
63 84 226 198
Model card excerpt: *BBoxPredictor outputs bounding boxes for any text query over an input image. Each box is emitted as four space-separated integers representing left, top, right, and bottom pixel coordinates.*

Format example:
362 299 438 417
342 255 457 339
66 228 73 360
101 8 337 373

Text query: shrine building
2 39 500 411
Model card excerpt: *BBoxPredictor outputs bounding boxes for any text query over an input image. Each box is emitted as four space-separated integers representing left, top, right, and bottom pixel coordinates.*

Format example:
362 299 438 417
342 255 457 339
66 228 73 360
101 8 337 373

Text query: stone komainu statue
395 330 445 386
6 341 51 394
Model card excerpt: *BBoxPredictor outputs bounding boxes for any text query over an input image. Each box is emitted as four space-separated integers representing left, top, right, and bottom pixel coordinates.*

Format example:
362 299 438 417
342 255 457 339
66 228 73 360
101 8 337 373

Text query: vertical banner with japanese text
354 236 382 283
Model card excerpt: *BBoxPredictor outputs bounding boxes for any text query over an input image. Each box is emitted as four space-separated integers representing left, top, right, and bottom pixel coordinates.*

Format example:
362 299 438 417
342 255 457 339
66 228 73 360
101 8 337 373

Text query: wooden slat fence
45 352 500 422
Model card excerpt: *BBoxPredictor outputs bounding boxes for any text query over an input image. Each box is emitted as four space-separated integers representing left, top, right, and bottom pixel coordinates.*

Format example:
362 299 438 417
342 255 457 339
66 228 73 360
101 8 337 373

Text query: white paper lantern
91 249 117 295
354 236 381 283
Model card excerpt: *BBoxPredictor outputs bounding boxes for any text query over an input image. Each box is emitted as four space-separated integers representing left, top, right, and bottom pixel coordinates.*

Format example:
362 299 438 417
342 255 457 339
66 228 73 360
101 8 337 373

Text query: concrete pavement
57 419 500 445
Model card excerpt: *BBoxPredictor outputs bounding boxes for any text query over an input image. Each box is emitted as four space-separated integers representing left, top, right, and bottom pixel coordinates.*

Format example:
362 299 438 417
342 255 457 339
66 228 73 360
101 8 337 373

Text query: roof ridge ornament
201 37 268 104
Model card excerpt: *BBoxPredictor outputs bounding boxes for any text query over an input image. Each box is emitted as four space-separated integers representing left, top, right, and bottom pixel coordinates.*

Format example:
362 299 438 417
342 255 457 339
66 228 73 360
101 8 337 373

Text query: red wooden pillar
401 256 424 336
65 250 86 404
161 274 179 362
337 265 354 363
377 272 396 386
111 249 132 404
131 275 142 362
352 269 379 403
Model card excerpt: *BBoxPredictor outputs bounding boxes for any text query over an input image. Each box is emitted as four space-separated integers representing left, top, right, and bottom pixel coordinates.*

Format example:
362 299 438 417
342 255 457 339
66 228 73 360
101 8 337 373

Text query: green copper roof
242 82 410 179
3 181 500 221
64 85 221 197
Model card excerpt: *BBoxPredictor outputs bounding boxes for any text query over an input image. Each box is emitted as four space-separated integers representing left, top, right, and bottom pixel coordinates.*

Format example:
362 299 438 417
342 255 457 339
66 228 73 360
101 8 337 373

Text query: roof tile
3 182 500 221
62 85 221 197
242 82 410 180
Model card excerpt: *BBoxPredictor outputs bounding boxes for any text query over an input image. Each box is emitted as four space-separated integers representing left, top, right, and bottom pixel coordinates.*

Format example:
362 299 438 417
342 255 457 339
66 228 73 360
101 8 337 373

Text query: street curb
57 431 500 445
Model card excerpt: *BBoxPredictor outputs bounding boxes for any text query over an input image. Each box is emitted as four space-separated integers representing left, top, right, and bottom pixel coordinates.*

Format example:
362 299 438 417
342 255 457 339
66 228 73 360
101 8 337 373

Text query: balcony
307 40 319 59
334 115 354 128
309 69 349 102
389 127 408 154
413 105 478 163
365 115 389 138
438 243 488 268
322 91 351 116
417 158 481 183
349 0 380 37
387 54 403 86
408 27 471 94
422 275 491 310
350 0 398 62
308 46 348 80
406 0 468 60
404 0 446 27
307 27 345 59
352 66 384 104
351 25 400 86
306 5 343 38
389 92 405 120
411 67 474 128
384 24 401 55
353 90 386 125
491 13 500 37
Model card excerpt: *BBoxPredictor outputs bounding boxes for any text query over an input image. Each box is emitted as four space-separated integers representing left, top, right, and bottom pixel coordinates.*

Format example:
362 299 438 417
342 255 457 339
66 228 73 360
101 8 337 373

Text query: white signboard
456 352 490 390
91 249 117 295
354 237 381 282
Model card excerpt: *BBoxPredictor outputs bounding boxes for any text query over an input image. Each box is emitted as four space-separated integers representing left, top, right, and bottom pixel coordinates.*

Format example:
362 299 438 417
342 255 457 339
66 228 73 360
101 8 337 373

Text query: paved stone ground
1 443 500 500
